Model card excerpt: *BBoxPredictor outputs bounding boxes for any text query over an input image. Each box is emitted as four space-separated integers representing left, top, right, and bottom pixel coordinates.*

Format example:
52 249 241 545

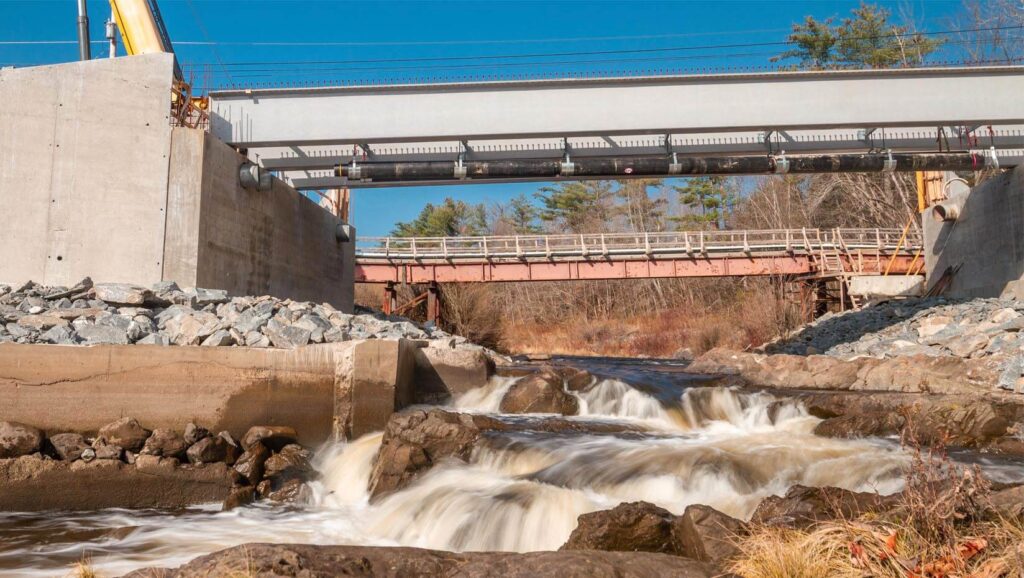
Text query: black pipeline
336 152 991 183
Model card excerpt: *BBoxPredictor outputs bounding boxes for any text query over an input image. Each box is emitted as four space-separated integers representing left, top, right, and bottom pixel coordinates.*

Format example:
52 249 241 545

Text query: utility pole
77 0 91 61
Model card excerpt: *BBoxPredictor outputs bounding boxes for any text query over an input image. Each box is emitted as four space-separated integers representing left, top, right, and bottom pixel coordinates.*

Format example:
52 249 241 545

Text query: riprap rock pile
0 278 463 348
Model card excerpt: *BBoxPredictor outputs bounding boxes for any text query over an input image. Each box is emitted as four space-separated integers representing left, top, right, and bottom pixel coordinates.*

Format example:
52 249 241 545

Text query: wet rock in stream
368 407 642 499
121 543 718 578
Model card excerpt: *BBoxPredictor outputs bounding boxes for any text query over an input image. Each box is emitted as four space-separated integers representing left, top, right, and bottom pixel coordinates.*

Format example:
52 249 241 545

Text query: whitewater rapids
0 372 969 577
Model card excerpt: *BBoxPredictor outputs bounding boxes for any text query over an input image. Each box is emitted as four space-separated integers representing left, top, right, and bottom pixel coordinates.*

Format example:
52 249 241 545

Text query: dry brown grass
355 277 802 357
500 285 800 357
730 441 1024 578
67 557 100 578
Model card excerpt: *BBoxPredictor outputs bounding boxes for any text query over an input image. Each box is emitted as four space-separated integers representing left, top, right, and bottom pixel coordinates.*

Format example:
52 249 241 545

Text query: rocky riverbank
0 418 316 512
762 297 1024 391
0 278 461 348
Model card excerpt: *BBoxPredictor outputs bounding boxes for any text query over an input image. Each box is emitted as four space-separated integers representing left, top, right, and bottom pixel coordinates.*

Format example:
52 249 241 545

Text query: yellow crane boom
108 0 206 126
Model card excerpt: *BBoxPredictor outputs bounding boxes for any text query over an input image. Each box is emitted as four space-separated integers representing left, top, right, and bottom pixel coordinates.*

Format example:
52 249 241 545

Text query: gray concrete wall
0 54 176 287
191 131 354 309
924 166 1024 298
0 55 354 311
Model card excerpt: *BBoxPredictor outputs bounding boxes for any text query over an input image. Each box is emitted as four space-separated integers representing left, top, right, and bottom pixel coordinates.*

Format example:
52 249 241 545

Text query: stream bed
2 357 1022 577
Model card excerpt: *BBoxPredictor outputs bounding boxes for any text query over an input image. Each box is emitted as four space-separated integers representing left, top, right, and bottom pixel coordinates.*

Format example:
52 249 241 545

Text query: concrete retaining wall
164 128 354 309
0 342 345 445
0 54 354 311
925 166 1024 298
0 340 491 446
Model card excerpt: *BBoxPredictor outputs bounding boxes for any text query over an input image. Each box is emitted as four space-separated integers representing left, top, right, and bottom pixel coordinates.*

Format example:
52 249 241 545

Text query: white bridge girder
207 66 1024 189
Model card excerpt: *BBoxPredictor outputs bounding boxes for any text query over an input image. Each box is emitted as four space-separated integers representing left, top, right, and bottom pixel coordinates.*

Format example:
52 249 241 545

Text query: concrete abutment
0 54 353 310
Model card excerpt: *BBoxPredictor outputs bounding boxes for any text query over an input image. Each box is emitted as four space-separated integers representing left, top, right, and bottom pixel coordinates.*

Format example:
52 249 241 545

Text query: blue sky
2 0 970 235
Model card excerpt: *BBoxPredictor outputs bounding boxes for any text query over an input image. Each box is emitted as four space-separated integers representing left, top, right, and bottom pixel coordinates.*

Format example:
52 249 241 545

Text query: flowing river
2 358 1022 577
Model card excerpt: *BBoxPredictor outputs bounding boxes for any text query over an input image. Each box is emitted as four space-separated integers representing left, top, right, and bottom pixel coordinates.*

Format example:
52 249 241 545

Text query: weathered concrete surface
0 339 480 447
847 274 924 298
0 342 342 445
333 339 418 440
166 129 354 310
408 344 493 405
0 54 175 288
0 456 232 511
925 166 1024 298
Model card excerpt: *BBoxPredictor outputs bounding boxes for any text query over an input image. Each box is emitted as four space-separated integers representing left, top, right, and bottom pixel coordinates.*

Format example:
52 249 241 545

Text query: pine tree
772 2 942 69
671 176 733 230
391 197 488 237
534 181 615 233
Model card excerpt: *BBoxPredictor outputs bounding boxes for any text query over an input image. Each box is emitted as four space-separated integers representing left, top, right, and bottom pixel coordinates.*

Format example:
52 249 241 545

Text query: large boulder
98 417 151 453
263 444 313 482
369 408 639 499
122 543 717 578
750 485 896 529
222 485 256 511
233 443 271 486
241 426 298 452
266 477 311 504
670 504 744 564
186 433 240 465
989 484 1024 519
141 429 189 460
92 283 153 306
499 371 579 415
0 421 43 458
561 501 676 554
802 391 1023 452
48 433 88 461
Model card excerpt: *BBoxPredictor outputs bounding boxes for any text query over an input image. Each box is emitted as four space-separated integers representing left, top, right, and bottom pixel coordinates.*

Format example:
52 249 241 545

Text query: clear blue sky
2 0 970 236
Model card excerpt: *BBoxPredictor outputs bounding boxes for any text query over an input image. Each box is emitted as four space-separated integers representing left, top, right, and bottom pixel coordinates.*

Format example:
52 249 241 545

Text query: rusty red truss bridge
354 227 924 285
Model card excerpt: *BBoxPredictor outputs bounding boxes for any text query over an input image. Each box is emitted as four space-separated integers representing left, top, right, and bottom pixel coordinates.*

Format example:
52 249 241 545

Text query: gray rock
136 333 169 346
49 432 88 460
76 323 129 345
93 283 153 306
183 422 210 445
188 287 230 307
98 417 151 452
151 280 181 294
91 440 123 461
186 432 239 465
264 319 310 349
244 331 271 348
0 421 44 458
323 326 349 343
5 323 33 339
141 428 188 460
233 308 273 334
999 357 1024 393
166 311 221 346
39 324 77 344
201 329 235 347
947 333 990 358
294 314 332 343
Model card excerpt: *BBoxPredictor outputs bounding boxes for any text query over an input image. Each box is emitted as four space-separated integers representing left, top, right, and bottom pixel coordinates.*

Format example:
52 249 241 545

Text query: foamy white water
0 372 984 577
